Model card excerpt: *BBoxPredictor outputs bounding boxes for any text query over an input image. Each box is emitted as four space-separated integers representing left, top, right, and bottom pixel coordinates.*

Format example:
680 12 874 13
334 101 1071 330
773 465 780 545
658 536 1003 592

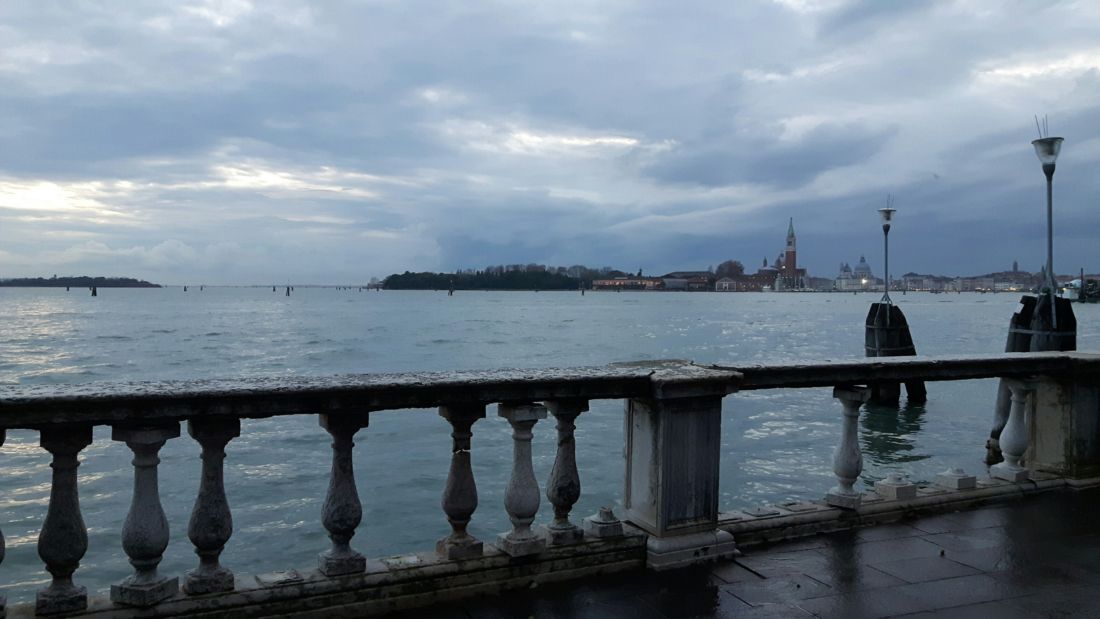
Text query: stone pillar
497 403 547 557
318 413 369 576
1028 373 1100 478
437 404 486 560
992 379 1033 482
36 425 93 615
624 391 736 570
111 423 181 606
183 417 240 595
544 399 588 545
826 386 870 509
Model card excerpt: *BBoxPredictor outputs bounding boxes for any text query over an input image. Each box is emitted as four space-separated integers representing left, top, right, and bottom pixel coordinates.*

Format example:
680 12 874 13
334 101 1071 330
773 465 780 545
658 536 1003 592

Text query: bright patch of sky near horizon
2 0 1100 284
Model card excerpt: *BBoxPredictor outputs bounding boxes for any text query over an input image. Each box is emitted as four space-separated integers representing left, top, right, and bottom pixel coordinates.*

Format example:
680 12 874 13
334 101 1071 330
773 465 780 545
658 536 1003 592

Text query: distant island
384 268 598 291
0 276 161 288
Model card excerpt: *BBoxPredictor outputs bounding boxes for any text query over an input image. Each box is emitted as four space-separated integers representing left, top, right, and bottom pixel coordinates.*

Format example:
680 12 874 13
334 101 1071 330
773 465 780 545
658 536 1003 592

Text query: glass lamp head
878 207 896 224
1032 137 1063 165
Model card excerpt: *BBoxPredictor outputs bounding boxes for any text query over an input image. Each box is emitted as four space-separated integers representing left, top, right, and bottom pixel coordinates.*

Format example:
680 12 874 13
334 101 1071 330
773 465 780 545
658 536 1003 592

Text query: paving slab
723 573 834 605
868 556 980 584
734 549 829 578
395 487 1100 618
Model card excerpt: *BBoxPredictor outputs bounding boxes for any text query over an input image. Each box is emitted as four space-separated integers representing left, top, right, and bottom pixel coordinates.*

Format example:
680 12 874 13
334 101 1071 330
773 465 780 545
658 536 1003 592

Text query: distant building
835 256 876 291
659 271 714 292
686 276 711 291
591 277 662 290
773 218 807 291
663 278 688 290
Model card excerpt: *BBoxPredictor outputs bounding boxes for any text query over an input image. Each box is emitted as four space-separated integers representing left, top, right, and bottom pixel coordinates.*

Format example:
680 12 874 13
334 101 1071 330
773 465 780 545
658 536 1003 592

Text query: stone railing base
719 473 1100 548
7 533 646 619
645 529 739 571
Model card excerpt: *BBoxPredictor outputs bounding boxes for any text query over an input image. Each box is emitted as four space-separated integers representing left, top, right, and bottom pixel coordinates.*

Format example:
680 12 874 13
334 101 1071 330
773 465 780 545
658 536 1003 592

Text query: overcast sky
2 0 1099 284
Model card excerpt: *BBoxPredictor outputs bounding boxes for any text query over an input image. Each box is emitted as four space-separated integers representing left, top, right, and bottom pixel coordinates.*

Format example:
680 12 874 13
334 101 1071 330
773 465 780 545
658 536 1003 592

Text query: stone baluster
992 379 1033 482
0 429 5 619
36 425 93 615
183 418 240 595
437 404 486 560
111 423 181 606
497 402 547 557
544 399 588 545
318 413 369 576
826 386 870 509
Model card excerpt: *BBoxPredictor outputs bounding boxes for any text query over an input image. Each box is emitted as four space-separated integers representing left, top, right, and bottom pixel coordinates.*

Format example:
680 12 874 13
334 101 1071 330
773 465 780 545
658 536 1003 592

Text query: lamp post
878 206 896 307
1032 136 1064 327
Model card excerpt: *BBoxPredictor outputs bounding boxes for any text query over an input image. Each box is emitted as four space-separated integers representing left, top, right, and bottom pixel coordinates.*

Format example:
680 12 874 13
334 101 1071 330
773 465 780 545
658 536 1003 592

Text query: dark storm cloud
645 122 897 188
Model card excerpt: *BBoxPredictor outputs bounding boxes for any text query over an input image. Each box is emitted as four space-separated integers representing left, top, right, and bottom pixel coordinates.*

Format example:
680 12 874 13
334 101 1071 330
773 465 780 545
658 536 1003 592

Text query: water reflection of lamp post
1032 136 1064 326
878 205 896 307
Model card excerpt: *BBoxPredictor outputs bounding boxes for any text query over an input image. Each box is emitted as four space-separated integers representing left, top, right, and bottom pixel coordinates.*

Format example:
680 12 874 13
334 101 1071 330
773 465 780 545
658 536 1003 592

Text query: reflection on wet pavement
389 488 1100 618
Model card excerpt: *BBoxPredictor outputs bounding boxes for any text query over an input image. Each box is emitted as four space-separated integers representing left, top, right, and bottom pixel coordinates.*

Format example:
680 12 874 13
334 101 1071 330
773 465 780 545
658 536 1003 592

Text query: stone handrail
1 352 1099 617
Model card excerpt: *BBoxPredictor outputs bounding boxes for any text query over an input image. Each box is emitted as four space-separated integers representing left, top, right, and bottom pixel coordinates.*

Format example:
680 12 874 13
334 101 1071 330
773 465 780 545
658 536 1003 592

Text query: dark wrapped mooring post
988 133 1076 463
865 203 926 404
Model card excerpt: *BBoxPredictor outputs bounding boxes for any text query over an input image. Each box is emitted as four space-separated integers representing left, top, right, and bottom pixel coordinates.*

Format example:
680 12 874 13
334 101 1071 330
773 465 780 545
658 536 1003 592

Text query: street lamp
1032 135 1064 326
878 204 896 307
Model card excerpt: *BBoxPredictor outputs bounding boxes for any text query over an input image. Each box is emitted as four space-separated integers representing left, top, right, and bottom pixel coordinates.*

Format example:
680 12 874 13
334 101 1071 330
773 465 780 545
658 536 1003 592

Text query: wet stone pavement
388 487 1100 618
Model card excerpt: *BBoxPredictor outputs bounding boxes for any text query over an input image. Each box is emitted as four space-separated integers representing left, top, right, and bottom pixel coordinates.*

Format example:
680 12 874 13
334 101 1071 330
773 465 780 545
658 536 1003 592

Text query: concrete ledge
719 475 1100 547
8 533 646 618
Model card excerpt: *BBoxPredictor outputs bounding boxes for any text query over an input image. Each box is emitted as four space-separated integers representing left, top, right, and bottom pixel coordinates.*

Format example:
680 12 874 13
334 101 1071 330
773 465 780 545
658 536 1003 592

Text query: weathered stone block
583 507 624 538
875 473 917 500
779 501 823 513
436 536 483 560
825 491 861 510
36 584 87 616
110 576 178 607
183 567 234 595
255 570 303 587
497 403 547 423
936 468 977 490
319 551 366 577
545 524 584 546
497 532 545 557
743 506 781 517
990 463 1030 483
646 529 737 571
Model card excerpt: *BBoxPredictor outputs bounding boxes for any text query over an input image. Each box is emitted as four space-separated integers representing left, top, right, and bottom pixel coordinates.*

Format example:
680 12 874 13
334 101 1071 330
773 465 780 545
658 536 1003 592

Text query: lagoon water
2 287 1099 601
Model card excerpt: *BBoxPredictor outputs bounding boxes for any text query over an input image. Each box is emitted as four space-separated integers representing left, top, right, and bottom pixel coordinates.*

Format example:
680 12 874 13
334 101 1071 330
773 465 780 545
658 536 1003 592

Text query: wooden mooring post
864 302 926 404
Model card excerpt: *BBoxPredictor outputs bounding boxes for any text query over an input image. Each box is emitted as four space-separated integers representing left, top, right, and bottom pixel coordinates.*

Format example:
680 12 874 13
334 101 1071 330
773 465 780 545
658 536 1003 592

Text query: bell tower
783 218 797 285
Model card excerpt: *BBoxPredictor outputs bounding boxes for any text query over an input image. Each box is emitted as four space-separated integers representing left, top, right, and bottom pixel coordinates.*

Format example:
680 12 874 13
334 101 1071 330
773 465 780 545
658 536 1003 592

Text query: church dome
853 255 873 277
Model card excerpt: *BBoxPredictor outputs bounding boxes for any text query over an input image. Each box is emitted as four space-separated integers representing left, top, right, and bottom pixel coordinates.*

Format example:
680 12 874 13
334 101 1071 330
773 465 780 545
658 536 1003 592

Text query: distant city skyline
2 1 1099 285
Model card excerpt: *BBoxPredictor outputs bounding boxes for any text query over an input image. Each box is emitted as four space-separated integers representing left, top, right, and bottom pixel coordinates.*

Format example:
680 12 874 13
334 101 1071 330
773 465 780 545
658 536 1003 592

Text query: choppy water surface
2 287 1098 601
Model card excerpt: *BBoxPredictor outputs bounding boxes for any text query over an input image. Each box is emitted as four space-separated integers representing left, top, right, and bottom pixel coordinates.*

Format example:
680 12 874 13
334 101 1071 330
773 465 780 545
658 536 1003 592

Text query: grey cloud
645 122 897 188
2 1 1100 283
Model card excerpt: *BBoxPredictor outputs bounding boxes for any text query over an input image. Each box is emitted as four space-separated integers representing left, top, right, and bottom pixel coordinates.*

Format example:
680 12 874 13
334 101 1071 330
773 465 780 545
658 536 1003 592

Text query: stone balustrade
1 353 1100 617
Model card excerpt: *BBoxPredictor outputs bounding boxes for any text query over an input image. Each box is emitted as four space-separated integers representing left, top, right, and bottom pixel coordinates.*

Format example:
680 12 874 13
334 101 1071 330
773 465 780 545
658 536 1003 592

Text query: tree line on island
0 276 160 288
383 261 747 291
